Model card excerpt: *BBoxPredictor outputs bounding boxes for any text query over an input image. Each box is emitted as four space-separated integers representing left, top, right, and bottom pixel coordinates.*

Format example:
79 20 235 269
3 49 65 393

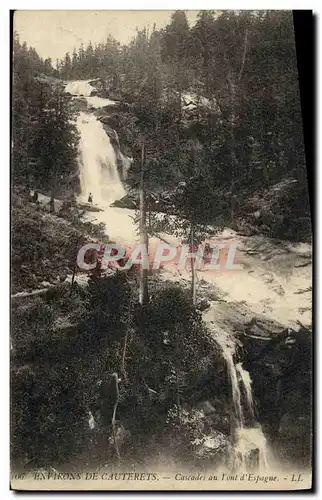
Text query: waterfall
236 362 255 421
211 326 270 472
66 80 275 473
77 112 125 205
119 152 133 181
66 80 127 206
226 353 244 427
231 361 270 472
65 80 137 243
65 80 94 97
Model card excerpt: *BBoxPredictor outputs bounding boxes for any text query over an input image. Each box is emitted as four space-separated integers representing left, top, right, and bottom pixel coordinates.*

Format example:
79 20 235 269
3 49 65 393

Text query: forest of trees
57 10 310 240
11 11 312 474
12 33 79 201
12 11 310 238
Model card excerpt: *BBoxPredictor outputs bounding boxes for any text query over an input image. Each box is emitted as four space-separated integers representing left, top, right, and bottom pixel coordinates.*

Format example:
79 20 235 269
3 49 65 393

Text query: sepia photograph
10 9 312 491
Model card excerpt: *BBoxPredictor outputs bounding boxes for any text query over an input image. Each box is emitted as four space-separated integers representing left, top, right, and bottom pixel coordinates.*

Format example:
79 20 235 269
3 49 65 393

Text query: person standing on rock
88 193 93 203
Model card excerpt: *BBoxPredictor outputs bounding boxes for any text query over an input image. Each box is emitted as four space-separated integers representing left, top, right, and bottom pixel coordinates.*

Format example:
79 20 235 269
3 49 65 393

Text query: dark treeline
12 12 310 238
57 10 310 239
13 33 58 78
12 33 79 200
11 12 312 472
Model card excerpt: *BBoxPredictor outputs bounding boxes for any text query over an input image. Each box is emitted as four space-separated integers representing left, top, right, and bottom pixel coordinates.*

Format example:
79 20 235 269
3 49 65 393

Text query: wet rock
277 413 311 466
195 400 230 435
197 299 211 312
192 432 229 462
96 114 117 128
100 124 120 146
294 286 312 294
77 202 103 213
111 194 138 209
97 115 112 126
244 324 311 469
40 281 52 288
111 101 130 112
204 301 285 342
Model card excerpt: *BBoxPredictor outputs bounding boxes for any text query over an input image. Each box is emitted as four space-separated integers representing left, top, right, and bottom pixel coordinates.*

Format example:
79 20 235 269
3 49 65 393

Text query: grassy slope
11 188 108 294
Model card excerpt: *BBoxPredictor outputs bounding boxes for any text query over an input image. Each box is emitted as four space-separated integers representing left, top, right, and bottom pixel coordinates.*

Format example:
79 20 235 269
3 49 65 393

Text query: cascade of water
236 362 255 420
67 80 275 472
76 112 126 205
119 153 133 181
66 81 131 206
232 362 270 472
210 326 270 472
65 80 138 243
65 80 94 97
225 353 244 427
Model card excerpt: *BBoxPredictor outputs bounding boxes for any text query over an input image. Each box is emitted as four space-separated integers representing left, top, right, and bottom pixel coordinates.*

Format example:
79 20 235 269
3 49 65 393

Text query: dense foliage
11 188 107 293
12 34 79 195
11 11 312 473
58 11 309 226
11 267 220 468
12 11 310 238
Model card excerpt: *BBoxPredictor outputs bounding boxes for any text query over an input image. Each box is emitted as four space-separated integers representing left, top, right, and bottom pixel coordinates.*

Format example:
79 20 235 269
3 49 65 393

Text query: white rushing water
77 112 125 205
66 80 126 205
67 83 311 329
65 80 116 108
232 362 270 472
65 81 303 474
65 80 137 243
211 327 270 473
86 96 116 109
65 80 95 97
236 362 255 421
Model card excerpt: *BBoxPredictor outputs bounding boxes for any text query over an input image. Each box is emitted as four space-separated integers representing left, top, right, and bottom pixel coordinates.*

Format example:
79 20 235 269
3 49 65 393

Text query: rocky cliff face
240 179 312 243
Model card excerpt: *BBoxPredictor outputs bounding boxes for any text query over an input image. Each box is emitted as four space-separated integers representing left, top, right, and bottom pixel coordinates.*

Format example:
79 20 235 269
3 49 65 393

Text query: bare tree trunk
228 72 238 223
111 372 121 464
139 141 149 306
190 222 196 305
175 366 181 421
238 28 249 82
50 187 55 213
11 288 51 300
70 265 77 296
224 24 249 225
178 88 182 122
121 332 128 382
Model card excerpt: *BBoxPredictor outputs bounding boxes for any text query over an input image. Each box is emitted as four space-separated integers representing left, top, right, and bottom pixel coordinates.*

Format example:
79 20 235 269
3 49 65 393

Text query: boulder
197 299 211 312
243 178 311 242
192 432 230 463
97 116 111 126
77 202 103 213
110 194 138 210
100 123 120 147
277 413 311 467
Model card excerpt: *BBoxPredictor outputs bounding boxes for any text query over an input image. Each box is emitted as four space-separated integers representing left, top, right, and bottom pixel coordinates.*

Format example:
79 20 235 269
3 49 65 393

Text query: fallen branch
294 261 311 268
11 288 51 300
296 320 311 332
294 286 312 295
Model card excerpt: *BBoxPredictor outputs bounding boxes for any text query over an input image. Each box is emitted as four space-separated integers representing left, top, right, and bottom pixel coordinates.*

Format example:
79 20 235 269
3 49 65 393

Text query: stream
65 79 312 473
